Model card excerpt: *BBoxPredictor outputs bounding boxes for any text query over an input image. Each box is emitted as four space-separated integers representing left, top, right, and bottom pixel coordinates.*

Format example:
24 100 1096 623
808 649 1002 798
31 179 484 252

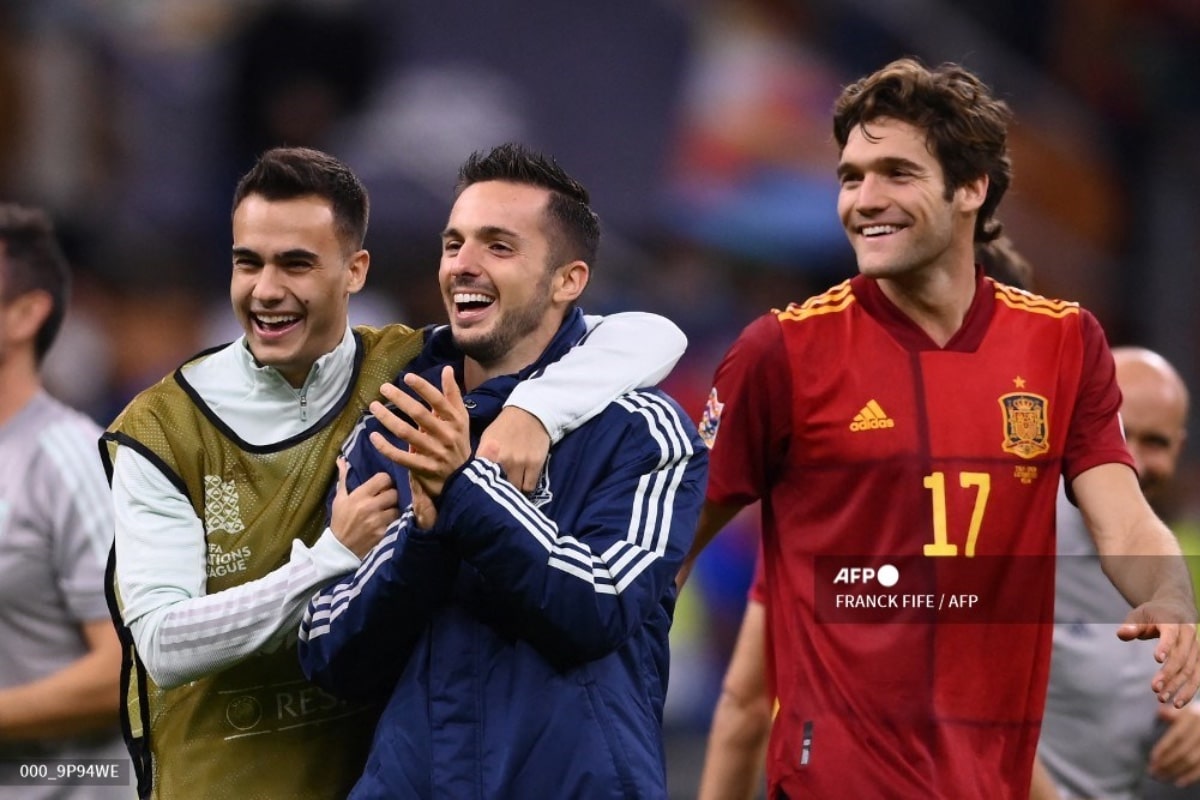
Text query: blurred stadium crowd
2 1 1198 795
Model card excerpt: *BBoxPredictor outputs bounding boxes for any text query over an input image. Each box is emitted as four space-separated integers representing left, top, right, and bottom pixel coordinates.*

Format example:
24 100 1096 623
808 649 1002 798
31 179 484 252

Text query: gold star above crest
1013 376 1026 389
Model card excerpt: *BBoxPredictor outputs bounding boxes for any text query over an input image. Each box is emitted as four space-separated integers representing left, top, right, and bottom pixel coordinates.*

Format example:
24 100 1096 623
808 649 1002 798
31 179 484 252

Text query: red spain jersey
704 270 1133 799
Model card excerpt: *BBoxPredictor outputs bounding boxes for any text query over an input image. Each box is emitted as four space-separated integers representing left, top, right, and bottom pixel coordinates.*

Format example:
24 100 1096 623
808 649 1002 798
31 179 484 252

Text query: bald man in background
1035 346 1198 800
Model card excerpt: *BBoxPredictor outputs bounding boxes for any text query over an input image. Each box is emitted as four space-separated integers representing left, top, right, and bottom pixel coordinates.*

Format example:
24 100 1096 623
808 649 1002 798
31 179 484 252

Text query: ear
958 173 989 215
552 261 589 305
346 249 370 295
2 289 53 345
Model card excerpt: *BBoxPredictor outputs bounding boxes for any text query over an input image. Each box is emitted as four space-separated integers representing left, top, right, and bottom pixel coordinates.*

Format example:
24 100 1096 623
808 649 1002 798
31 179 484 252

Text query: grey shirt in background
0 390 131 799
1039 484 1162 800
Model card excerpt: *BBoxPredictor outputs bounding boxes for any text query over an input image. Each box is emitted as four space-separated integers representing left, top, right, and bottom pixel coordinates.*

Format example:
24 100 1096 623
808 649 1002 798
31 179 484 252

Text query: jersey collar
851 266 995 353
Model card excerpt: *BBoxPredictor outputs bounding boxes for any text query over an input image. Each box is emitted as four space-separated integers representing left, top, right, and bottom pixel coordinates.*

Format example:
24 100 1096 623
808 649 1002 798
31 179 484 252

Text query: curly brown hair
833 57 1013 244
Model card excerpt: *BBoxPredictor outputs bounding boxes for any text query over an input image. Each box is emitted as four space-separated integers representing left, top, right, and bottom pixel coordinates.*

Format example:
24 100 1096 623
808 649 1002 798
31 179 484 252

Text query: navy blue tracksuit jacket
299 310 708 799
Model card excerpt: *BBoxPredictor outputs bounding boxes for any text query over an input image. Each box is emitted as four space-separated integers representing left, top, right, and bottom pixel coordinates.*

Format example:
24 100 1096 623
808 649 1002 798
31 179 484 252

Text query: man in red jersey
683 57 1199 800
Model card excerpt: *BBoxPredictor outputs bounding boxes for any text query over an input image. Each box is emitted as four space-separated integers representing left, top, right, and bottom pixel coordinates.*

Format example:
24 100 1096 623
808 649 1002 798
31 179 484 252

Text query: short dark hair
455 143 600 268
232 146 369 251
833 58 1013 244
0 203 70 363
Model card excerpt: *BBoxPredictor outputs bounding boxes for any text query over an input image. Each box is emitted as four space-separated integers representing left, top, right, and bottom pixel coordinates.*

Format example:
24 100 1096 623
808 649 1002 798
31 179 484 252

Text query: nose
252 264 286 303
446 241 483 279
853 173 888 212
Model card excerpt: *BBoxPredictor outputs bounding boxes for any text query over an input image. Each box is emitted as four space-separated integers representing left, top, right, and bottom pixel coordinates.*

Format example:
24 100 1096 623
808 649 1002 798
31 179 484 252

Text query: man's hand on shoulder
478 406 550 493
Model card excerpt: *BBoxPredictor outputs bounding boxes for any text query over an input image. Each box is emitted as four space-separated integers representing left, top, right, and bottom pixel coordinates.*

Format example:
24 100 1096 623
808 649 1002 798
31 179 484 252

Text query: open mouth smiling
252 313 302 333
454 292 496 317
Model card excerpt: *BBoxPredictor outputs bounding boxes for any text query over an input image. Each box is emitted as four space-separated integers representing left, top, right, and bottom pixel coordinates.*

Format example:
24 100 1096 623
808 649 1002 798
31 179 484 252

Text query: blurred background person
1036 346 1200 800
695 554 770 800
0 202 128 798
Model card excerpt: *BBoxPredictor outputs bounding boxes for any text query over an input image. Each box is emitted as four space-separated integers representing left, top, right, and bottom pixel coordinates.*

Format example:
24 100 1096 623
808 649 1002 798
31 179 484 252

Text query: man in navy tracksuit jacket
298 144 707 799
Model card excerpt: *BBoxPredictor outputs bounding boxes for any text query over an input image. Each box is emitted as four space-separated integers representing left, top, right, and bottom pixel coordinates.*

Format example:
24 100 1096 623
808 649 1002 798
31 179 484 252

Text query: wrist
500 402 557 443
432 459 472 510
412 505 437 531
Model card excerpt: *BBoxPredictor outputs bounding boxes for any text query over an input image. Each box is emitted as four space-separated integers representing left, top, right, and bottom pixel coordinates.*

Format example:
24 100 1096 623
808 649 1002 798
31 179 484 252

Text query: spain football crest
999 392 1049 459
699 387 724 449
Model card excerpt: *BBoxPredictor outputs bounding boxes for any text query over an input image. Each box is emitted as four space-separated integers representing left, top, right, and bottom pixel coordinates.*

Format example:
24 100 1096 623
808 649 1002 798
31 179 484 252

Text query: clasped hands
369 366 551 529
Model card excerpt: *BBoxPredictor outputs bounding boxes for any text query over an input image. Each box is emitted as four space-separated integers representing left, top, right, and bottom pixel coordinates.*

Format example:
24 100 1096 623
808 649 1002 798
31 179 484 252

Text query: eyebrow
441 225 521 241
231 246 319 261
837 156 924 180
